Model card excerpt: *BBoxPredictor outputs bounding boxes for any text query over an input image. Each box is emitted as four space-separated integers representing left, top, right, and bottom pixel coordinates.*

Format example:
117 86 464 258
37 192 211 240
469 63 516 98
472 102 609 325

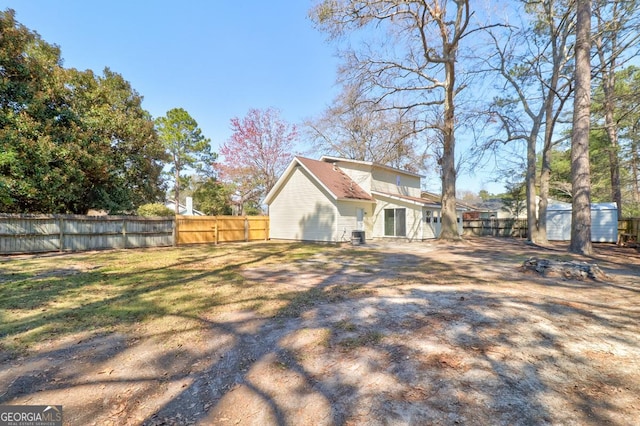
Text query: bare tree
306 83 428 173
592 0 640 218
481 0 574 244
570 0 592 255
310 0 475 240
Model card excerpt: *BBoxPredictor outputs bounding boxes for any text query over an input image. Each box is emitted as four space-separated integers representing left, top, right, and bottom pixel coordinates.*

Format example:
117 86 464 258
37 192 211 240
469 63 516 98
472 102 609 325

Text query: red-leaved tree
219 108 297 215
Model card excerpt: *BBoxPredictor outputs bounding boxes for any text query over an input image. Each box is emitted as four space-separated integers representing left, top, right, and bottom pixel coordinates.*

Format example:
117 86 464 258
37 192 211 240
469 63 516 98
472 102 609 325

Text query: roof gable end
264 157 374 205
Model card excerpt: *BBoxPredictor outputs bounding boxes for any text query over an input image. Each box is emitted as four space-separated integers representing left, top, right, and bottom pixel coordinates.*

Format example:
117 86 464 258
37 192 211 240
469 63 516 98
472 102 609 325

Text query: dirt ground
1 237 639 425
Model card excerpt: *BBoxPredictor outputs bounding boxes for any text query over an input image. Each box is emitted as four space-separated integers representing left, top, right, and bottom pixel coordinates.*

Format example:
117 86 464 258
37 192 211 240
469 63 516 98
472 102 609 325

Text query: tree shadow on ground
1 238 639 425
145 242 640 424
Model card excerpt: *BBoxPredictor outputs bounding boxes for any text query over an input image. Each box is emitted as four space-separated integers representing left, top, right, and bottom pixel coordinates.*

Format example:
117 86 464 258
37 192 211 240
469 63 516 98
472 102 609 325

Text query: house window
384 208 406 237
424 211 432 223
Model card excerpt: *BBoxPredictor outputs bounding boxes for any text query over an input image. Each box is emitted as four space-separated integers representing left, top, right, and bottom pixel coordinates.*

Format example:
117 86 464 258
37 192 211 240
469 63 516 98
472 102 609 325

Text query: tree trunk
539 30 565 245
526 121 542 244
601 71 623 218
570 0 592 255
539 105 554 245
596 34 622 219
174 167 181 216
594 0 627 220
605 126 622 218
632 139 640 206
439 56 459 240
538 161 550 243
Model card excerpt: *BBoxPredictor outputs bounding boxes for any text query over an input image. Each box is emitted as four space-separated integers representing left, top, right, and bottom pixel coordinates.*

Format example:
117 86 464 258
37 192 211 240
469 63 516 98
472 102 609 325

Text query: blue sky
3 0 503 195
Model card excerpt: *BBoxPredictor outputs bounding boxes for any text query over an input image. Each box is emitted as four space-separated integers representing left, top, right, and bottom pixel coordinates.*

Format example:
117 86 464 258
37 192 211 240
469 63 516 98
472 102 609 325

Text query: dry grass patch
0 242 336 357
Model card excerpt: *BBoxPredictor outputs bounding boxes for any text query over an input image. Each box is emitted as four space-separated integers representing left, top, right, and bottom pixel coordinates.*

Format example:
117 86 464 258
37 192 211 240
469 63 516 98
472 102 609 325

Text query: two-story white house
264 156 464 242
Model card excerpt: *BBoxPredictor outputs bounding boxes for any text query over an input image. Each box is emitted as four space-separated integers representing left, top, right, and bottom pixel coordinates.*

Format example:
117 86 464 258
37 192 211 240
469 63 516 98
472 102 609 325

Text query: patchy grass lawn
1 238 639 426
0 243 337 356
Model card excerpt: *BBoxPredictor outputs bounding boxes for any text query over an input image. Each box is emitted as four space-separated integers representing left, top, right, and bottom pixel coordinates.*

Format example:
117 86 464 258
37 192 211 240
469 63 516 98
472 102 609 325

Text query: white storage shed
546 202 618 242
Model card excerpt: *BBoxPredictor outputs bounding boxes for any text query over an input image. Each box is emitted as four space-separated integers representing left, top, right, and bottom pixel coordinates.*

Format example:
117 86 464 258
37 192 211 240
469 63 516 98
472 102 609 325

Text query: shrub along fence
0 214 269 254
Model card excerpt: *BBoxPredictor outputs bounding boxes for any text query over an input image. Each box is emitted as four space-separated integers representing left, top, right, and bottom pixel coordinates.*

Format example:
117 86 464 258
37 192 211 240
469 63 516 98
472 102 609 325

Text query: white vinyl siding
336 202 374 242
371 168 421 197
422 209 438 239
335 160 421 198
268 167 338 241
333 162 372 193
371 195 422 241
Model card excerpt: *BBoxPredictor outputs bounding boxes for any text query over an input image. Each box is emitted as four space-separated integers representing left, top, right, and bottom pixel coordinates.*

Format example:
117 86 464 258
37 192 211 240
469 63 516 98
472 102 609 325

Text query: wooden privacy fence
463 218 528 238
0 214 270 254
618 218 640 244
464 217 640 243
176 216 269 245
0 214 173 254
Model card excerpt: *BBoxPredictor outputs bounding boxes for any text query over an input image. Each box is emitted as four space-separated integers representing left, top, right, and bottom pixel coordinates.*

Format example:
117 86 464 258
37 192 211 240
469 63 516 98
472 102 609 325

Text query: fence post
122 218 128 249
58 216 64 252
264 216 268 241
214 217 218 245
173 216 178 247
244 217 249 242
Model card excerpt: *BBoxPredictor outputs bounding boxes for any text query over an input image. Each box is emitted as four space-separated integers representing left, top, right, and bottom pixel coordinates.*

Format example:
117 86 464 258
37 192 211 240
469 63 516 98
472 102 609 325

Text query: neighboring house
165 197 205 216
463 199 526 220
264 156 465 242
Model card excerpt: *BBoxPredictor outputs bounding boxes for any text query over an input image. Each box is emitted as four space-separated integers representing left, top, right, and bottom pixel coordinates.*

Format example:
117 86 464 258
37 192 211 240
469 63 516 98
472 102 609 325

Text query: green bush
137 203 174 217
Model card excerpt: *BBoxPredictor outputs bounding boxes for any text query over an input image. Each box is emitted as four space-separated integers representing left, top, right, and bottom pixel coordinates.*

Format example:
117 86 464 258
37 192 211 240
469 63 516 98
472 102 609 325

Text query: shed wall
546 205 617 242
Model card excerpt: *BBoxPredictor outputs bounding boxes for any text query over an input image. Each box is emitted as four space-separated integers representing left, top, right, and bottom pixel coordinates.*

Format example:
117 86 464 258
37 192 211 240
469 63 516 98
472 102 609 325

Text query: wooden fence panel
216 216 245 242
463 219 528 238
0 215 173 254
247 216 269 241
465 217 640 244
176 217 218 245
62 217 124 251
0 215 61 253
126 218 174 248
618 218 640 244
175 216 269 245
0 214 268 254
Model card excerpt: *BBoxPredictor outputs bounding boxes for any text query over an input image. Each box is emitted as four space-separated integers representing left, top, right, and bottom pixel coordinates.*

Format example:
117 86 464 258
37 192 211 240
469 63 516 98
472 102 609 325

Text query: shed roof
547 201 618 211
